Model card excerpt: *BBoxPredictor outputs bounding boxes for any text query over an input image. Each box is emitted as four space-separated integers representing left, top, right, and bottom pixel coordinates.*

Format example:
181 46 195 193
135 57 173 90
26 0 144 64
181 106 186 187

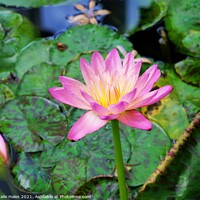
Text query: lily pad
15 39 53 79
125 122 171 186
0 84 15 107
50 24 133 68
138 0 170 31
0 96 67 152
165 0 200 56
75 175 119 199
51 157 87 195
17 63 61 97
0 0 79 8
67 108 131 180
0 9 38 65
39 140 80 168
136 120 200 200
12 152 51 193
175 57 200 87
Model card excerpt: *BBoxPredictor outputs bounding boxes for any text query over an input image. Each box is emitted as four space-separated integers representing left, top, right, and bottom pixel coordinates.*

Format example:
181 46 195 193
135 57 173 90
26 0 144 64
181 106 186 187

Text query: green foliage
12 153 51 193
125 123 171 186
0 84 15 107
52 158 87 195
17 63 61 97
50 24 133 67
137 0 171 31
0 1 199 199
15 39 53 79
0 9 38 72
175 57 200 87
0 0 79 8
165 0 200 56
136 123 200 200
0 96 67 152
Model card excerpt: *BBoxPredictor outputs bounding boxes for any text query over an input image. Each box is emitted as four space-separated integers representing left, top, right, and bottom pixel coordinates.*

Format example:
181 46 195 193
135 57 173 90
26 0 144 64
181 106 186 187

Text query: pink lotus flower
49 49 172 141
0 134 8 165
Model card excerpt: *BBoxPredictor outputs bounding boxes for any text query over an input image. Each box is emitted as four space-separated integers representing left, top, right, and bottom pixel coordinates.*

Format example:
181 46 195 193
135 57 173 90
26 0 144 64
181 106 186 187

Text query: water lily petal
119 88 137 103
80 58 96 86
49 87 90 109
130 85 172 109
143 85 173 106
108 101 129 114
59 76 87 92
105 48 122 74
0 134 8 164
91 51 106 75
123 52 135 75
90 102 110 115
135 65 160 97
99 114 118 120
94 9 111 16
68 111 108 141
117 110 152 130
81 90 95 103
129 90 158 109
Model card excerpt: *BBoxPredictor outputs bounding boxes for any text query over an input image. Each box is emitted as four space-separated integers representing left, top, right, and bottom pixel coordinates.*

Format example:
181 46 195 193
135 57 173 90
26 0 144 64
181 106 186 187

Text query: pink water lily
49 49 172 141
0 134 8 165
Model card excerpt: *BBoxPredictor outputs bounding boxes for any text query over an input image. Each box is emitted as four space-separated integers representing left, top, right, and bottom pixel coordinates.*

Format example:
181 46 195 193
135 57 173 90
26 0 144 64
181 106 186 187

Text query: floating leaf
0 84 15 107
67 108 131 180
0 9 38 69
0 0 79 8
50 24 133 67
182 30 200 56
165 0 200 56
39 140 80 168
15 39 53 79
138 0 170 30
0 96 67 152
175 57 200 87
17 63 61 97
136 114 200 200
12 152 51 193
51 158 86 195
75 175 119 199
124 122 171 186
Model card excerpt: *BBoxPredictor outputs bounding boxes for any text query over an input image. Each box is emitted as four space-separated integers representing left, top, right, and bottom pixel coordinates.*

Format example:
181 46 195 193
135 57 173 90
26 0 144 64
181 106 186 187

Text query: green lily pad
67 108 131 180
138 0 170 30
0 84 15 107
39 140 80 168
50 24 133 68
165 0 200 56
15 39 53 79
182 30 200 56
136 120 200 200
125 122 171 186
0 9 38 67
175 57 200 87
0 0 79 8
75 175 119 199
159 67 200 122
17 63 61 97
0 96 67 152
12 152 51 193
52 158 87 195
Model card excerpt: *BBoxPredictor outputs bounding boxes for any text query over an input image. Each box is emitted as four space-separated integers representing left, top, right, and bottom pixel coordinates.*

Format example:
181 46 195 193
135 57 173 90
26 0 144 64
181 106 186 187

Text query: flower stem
111 120 128 200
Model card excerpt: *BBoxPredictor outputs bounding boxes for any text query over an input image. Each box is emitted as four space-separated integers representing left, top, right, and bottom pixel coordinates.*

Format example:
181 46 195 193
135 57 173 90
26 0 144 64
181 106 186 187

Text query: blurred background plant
0 0 199 199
